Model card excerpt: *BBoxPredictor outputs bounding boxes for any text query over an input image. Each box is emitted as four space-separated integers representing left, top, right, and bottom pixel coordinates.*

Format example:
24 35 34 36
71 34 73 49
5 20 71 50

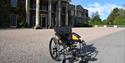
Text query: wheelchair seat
54 26 72 41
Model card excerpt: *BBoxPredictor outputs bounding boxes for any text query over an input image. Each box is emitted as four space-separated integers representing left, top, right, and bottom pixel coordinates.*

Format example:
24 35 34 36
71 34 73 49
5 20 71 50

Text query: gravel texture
0 27 124 63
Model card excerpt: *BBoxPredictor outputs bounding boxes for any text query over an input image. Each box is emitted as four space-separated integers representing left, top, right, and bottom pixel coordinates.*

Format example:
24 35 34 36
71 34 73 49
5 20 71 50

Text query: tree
114 9 125 25
89 11 103 26
102 19 108 25
107 8 119 25
107 8 125 25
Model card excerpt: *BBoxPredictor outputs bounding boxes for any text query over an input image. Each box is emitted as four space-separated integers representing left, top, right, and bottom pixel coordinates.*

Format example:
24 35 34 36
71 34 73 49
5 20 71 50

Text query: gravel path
0 27 124 63
92 29 125 63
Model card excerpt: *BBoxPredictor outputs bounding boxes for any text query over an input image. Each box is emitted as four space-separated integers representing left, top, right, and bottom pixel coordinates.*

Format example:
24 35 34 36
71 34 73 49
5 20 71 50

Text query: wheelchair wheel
49 37 60 61
80 40 98 61
87 49 98 59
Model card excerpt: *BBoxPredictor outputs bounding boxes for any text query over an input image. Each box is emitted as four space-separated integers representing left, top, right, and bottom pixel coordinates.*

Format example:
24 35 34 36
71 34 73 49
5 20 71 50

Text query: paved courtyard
0 27 125 63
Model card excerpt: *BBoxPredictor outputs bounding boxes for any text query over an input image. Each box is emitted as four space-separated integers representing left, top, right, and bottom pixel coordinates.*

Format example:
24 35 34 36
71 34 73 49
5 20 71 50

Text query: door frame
40 14 47 28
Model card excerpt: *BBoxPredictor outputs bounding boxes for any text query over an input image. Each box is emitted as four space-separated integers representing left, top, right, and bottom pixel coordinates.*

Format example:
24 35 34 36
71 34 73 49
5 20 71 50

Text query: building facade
69 4 89 27
0 0 89 28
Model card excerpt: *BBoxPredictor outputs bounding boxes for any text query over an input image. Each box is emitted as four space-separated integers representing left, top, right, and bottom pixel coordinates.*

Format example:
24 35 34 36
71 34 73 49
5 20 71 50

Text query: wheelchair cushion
72 34 79 40
72 32 81 41
54 26 72 41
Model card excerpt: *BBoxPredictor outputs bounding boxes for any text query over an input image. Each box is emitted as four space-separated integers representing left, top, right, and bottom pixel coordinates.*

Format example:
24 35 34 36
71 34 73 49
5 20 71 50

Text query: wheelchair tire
49 37 60 61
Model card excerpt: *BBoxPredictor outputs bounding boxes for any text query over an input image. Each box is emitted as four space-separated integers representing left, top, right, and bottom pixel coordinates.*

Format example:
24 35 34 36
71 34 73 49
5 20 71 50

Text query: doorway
41 14 47 28
10 14 17 27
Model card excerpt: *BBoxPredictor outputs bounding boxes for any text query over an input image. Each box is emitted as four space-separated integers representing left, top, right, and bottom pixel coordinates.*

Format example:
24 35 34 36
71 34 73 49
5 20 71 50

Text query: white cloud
84 2 124 19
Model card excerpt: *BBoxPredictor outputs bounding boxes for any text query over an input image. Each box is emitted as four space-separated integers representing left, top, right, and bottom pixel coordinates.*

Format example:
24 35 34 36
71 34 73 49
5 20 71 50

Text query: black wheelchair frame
49 26 98 63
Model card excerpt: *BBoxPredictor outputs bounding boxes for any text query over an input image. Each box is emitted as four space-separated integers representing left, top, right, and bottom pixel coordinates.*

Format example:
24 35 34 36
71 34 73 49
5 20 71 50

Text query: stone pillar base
34 25 41 29
49 26 53 29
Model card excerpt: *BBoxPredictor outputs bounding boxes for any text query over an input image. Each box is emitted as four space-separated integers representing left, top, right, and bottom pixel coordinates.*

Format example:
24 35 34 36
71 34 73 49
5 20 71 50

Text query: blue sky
71 0 125 20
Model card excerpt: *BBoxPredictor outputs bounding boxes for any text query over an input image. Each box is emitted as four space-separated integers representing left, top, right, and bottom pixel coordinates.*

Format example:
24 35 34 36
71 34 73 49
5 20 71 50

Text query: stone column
73 5 77 26
75 5 77 16
55 3 58 26
48 0 52 28
34 0 40 29
58 0 61 26
65 2 68 26
26 0 30 26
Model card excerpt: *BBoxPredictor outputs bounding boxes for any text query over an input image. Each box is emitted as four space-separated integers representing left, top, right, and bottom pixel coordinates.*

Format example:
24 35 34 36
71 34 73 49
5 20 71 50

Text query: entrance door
10 14 17 27
42 17 46 27
40 14 47 28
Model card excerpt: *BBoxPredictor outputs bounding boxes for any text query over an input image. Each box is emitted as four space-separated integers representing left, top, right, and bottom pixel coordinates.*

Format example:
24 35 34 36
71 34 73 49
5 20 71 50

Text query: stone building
0 0 89 28
69 4 89 27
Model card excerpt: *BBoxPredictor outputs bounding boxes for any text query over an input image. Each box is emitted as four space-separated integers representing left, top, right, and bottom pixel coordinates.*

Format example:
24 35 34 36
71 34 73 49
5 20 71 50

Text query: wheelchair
49 26 98 63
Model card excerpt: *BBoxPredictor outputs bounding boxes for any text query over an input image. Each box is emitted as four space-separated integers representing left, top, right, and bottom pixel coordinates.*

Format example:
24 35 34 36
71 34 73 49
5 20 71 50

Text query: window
10 14 17 26
31 15 35 26
41 5 47 11
77 11 81 17
86 13 88 17
61 7 65 14
32 1 36 9
71 10 74 16
11 0 17 7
